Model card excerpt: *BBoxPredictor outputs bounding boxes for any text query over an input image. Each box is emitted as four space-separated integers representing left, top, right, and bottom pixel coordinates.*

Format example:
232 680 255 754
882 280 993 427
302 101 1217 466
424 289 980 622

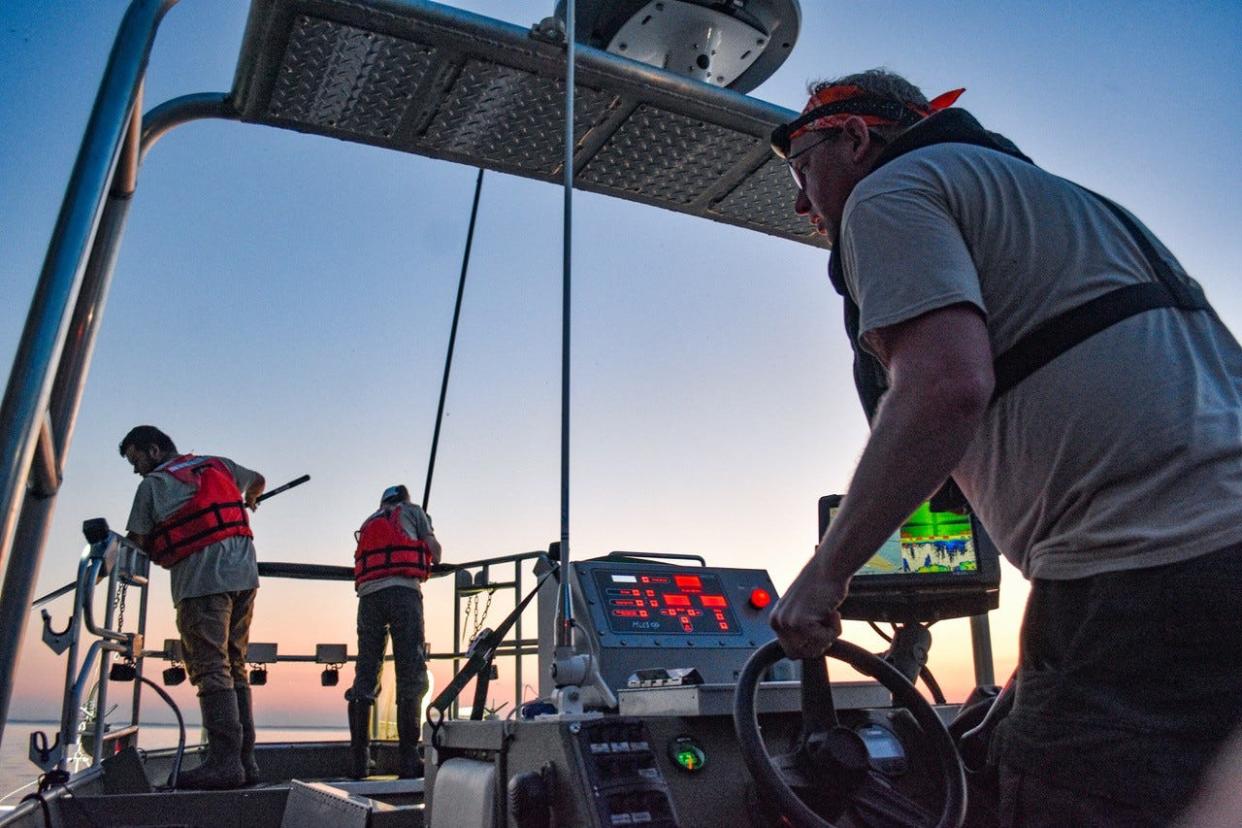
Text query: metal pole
130 581 150 737
0 0 173 588
514 562 523 708
0 0 175 751
92 567 121 766
969 614 995 687
556 0 576 650
423 168 485 511
452 583 461 720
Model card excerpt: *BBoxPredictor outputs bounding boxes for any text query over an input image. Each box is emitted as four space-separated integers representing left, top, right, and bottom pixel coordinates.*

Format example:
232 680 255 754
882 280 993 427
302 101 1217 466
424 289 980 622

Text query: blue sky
1 1 1239 725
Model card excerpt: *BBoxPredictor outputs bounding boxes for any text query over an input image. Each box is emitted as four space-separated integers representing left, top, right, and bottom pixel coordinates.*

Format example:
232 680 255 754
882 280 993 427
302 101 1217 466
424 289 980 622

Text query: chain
461 588 497 646
472 589 494 642
115 584 128 634
461 594 476 648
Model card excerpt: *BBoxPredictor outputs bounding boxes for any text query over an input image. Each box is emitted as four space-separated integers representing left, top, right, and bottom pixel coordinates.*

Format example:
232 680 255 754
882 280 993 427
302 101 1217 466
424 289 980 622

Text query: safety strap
149 500 249 555
356 544 430 577
990 190 1211 402
427 567 556 741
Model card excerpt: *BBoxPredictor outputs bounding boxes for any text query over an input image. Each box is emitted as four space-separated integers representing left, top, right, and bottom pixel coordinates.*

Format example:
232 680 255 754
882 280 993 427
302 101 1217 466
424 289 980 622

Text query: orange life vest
147 455 253 569
354 506 431 586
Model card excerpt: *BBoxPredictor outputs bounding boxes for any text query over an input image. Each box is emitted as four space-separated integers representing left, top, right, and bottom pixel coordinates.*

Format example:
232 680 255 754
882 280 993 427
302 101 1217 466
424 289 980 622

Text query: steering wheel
733 639 966 828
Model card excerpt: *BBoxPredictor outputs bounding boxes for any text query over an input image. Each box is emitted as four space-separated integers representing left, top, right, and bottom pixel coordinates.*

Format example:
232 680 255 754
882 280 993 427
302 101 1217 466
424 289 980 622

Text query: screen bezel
818 494 1001 622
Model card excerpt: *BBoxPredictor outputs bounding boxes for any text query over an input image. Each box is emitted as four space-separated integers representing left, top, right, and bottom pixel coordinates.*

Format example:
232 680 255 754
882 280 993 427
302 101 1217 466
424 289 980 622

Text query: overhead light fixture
552 0 801 92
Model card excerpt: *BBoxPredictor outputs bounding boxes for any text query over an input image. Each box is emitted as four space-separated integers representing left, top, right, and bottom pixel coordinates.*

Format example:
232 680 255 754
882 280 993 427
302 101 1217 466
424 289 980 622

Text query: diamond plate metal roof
231 0 824 249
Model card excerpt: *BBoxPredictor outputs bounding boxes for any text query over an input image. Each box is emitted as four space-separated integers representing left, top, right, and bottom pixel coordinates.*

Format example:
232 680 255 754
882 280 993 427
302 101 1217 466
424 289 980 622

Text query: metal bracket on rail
41 608 75 654
29 729 64 773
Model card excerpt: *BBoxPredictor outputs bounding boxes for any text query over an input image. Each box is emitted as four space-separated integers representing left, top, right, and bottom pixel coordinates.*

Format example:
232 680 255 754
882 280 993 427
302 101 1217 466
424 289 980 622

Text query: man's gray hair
808 69 928 141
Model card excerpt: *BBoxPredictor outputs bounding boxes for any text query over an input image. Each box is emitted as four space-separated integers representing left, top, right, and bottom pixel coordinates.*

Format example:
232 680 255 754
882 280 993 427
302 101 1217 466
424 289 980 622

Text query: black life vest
829 109 1214 511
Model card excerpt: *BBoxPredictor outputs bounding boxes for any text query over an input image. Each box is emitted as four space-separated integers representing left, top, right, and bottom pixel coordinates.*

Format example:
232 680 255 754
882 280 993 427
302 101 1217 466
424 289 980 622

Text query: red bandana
789 85 966 143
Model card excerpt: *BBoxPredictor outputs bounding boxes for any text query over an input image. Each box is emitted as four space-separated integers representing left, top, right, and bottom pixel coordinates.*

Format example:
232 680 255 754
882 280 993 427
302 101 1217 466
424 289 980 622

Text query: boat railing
29 529 552 775
30 522 150 774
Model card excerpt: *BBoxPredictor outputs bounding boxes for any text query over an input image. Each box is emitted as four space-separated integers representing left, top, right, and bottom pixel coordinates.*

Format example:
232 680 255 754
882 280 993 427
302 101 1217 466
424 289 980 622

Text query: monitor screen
843 503 980 578
818 494 1000 622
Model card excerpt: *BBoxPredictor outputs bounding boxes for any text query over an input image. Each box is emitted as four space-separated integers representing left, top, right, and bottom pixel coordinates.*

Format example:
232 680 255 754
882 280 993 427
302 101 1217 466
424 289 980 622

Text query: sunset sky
2 1 1239 729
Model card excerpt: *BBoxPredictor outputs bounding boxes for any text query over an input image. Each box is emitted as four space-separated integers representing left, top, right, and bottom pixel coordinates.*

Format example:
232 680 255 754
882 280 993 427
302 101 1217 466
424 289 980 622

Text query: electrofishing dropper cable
423 168 485 512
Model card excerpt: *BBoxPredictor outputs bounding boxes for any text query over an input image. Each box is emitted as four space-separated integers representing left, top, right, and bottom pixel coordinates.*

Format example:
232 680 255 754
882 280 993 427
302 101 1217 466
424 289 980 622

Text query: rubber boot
235 685 261 785
347 699 373 779
178 689 246 790
397 701 423 779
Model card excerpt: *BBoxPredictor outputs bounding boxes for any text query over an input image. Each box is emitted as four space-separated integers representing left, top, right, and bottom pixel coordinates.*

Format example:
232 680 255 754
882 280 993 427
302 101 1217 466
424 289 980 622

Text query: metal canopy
230 0 824 248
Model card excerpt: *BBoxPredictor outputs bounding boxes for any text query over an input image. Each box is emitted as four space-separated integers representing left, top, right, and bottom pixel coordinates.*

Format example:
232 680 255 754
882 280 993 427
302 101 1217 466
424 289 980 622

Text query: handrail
0 0 179 752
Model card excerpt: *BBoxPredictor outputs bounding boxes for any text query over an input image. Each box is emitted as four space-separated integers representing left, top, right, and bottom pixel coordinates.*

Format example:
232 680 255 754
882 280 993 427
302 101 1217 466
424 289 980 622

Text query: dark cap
380 484 409 506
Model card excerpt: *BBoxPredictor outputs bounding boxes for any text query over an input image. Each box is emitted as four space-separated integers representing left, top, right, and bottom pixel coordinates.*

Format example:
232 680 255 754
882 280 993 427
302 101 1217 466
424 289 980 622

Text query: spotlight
162 665 186 686
321 666 340 687
249 667 268 686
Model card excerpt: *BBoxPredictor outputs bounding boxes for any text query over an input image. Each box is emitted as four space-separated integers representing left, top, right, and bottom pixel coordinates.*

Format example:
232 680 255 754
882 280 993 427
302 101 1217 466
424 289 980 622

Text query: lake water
0 721 347 805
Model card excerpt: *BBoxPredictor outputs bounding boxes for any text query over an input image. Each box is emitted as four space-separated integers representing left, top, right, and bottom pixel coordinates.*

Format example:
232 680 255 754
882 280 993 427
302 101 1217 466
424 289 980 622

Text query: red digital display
597 569 740 636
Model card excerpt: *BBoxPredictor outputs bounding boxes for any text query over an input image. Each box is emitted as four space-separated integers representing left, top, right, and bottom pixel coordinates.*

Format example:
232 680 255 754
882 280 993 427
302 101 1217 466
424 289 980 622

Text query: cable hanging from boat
422 168 485 512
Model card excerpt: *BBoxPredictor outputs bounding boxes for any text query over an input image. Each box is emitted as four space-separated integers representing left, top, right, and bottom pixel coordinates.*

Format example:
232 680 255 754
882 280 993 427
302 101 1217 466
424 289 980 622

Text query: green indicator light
671 741 706 772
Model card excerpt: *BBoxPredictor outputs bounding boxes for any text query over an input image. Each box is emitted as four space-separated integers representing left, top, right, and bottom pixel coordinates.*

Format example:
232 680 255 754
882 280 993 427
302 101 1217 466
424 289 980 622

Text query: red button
749 587 772 609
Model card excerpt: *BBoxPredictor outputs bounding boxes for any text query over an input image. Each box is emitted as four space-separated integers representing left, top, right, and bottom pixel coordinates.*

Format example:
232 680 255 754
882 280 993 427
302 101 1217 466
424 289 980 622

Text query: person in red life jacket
345 484 441 779
765 70 1242 825
119 425 266 790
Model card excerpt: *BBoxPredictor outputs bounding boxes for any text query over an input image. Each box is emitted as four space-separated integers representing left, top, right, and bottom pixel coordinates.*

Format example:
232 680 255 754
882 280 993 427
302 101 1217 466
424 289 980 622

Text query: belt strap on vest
990 190 1212 402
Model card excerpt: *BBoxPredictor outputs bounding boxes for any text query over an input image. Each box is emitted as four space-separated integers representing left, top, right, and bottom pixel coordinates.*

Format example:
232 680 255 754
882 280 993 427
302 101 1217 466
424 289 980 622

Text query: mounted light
552 0 801 93
247 642 278 687
162 666 187 686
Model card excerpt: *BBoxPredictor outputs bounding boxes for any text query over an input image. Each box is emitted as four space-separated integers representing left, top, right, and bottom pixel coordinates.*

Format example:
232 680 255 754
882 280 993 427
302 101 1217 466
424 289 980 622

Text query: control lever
881 623 931 685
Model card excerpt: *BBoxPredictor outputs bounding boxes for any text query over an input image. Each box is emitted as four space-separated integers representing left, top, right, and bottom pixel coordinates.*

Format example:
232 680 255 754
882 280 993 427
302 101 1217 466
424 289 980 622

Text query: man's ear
843 116 873 162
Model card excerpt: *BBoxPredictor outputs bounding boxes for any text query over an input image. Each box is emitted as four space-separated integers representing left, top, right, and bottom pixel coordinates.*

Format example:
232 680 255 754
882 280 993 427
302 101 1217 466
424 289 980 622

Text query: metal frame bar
0 5 244 753
0 0 179 751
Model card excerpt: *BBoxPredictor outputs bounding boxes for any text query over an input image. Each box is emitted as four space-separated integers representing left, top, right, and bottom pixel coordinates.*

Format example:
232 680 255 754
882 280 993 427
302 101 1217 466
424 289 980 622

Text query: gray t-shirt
356 502 434 598
840 142 1242 579
126 455 261 605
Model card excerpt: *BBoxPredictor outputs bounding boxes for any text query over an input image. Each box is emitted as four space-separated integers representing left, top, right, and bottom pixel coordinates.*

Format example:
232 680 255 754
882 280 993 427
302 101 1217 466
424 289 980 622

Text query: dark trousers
347 586 428 704
994 544 1242 826
176 589 256 696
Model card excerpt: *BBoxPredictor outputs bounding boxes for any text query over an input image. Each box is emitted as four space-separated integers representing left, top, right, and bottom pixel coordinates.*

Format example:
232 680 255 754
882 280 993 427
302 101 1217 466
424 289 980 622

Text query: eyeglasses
783 130 841 191
782 128 889 192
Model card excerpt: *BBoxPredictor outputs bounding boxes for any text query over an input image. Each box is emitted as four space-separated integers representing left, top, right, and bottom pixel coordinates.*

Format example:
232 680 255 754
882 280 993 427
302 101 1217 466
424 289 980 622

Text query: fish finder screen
591 570 742 635
834 502 979 577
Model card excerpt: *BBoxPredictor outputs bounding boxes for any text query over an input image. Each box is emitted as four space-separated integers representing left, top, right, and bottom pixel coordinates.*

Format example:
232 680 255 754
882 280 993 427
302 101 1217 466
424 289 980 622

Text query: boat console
425 538 979 828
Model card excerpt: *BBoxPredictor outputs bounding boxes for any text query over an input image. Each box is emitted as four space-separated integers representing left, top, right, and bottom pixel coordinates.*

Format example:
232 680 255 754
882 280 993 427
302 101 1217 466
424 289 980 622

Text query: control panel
594 570 742 636
572 559 782 695
572 718 679 827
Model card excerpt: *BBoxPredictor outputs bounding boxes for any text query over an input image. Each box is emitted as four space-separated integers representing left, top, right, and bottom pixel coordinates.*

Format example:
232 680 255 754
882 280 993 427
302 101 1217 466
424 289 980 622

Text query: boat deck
3 740 425 827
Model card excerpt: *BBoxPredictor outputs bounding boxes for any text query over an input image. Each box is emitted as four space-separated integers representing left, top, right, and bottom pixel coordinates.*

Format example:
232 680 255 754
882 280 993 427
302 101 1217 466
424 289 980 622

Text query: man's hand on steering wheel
770 555 849 659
